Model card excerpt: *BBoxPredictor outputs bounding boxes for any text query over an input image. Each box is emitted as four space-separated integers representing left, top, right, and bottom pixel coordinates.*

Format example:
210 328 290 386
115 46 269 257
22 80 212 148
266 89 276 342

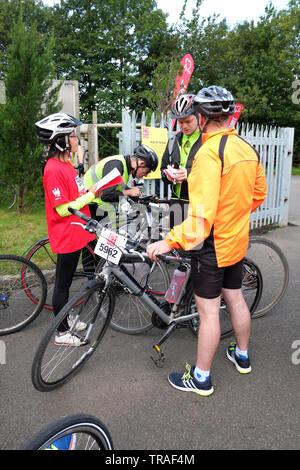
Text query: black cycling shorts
190 258 244 299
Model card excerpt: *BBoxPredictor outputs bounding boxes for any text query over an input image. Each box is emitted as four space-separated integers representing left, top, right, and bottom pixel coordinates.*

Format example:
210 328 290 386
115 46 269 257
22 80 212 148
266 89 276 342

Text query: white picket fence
118 109 295 227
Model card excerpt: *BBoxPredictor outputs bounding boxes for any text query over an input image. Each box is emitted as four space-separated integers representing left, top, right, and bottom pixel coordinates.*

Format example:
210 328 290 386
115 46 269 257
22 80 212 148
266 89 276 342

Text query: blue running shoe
226 342 252 374
168 363 214 396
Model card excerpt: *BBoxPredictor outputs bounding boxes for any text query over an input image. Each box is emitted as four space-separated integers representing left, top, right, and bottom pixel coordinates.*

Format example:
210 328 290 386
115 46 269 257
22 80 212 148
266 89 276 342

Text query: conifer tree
0 12 60 210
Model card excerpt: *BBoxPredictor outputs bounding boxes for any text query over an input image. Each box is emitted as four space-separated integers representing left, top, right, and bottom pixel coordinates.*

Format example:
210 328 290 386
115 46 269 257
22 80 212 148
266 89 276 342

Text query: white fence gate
118 109 294 228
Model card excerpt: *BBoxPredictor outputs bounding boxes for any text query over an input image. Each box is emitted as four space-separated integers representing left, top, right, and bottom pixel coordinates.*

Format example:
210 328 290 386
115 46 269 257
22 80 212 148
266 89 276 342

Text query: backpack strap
168 135 177 157
218 135 228 174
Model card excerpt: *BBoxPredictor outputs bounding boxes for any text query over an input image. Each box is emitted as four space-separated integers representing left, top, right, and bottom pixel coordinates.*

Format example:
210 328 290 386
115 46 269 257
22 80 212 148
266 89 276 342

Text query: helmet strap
54 135 70 153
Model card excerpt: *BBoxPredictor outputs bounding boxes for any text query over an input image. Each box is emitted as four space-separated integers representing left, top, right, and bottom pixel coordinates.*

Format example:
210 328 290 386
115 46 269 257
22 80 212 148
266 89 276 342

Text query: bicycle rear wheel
31 283 114 391
247 237 289 317
24 238 96 310
186 258 263 339
0 181 17 209
0 255 47 335
109 260 170 334
20 413 113 450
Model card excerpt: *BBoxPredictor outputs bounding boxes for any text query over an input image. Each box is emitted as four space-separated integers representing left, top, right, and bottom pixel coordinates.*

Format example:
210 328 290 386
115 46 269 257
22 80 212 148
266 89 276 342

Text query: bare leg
221 288 251 350
194 294 221 371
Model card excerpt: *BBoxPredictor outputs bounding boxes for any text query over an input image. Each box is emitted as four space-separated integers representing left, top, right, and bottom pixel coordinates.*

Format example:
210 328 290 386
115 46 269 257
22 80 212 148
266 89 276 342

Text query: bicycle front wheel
186 258 263 339
247 237 289 317
109 260 170 334
31 284 114 391
0 255 47 335
20 413 113 450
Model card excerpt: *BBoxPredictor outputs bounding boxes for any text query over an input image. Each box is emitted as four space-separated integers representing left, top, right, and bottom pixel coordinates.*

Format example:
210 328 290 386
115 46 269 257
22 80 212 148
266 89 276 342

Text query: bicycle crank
150 322 176 368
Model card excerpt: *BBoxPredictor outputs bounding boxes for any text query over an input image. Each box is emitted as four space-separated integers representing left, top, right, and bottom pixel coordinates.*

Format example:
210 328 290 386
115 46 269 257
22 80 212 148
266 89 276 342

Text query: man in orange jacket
147 86 267 396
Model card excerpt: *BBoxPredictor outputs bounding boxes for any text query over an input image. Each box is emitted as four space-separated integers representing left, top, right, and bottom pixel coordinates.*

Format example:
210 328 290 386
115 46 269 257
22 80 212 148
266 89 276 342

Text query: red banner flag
171 54 194 130
228 103 244 128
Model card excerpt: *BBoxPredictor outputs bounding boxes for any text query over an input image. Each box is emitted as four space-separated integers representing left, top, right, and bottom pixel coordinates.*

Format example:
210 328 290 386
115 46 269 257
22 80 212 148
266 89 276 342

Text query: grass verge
0 205 48 256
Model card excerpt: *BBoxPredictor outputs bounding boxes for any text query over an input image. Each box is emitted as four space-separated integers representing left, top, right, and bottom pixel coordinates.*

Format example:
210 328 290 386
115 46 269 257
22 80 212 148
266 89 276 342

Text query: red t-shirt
43 158 95 253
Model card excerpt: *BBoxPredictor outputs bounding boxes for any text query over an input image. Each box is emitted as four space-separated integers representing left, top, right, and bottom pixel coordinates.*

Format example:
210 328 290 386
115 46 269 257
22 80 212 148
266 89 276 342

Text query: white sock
235 345 248 358
193 366 210 383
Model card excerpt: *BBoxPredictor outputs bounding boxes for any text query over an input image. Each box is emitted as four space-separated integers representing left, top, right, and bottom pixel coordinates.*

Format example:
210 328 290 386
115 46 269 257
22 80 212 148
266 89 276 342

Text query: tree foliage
0 10 61 209
0 0 299 207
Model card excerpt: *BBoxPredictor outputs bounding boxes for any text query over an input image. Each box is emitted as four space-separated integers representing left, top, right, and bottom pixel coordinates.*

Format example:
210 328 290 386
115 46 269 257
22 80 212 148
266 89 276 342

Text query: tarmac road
0 177 299 451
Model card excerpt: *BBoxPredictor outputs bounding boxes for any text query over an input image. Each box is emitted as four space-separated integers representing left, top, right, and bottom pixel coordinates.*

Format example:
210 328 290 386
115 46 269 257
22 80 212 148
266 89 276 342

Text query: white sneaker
54 332 84 346
67 314 87 332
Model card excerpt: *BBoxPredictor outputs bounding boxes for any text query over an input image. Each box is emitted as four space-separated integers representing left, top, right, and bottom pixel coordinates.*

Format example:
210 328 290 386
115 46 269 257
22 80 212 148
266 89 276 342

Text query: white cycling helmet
171 94 196 119
35 113 82 144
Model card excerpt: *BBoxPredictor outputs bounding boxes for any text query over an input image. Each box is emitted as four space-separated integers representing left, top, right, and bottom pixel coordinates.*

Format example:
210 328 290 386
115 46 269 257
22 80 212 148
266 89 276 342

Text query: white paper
94 168 123 192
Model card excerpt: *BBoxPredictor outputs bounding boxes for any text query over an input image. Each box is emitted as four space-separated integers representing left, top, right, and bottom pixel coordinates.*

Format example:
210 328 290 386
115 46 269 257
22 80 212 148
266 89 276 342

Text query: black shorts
190 258 244 299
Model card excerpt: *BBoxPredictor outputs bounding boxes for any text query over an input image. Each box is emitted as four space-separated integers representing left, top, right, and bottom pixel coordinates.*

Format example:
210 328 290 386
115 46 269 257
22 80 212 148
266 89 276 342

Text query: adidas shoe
226 342 252 374
67 314 87 332
168 363 214 396
54 332 84 347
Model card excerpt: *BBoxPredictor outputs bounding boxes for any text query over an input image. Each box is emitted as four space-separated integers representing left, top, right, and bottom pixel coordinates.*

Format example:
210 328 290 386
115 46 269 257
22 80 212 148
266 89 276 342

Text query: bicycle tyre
31 284 114 392
24 237 96 310
247 236 289 317
0 181 17 209
0 254 47 335
20 413 113 450
186 258 263 339
109 259 170 335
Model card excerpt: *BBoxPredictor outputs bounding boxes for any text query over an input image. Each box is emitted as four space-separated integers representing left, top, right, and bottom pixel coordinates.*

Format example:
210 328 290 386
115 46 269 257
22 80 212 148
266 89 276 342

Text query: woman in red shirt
35 113 102 346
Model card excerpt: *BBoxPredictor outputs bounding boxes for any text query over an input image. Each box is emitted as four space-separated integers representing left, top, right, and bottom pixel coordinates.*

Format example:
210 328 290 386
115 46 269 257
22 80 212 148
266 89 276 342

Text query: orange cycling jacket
165 127 267 267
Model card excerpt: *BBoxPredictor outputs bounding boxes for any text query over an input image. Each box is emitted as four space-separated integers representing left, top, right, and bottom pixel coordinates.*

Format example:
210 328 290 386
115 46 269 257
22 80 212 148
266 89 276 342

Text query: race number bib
94 228 127 264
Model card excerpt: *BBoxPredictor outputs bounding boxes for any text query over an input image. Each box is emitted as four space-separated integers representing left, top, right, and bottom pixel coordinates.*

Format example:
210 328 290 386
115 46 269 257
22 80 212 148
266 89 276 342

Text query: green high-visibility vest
84 155 129 211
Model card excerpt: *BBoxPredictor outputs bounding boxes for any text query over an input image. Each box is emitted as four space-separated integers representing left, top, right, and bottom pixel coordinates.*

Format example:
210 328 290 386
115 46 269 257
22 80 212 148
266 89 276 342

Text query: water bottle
164 265 187 303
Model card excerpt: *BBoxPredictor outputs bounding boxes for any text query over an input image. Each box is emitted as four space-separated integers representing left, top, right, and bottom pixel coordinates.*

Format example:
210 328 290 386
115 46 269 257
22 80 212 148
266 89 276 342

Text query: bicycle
31 208 263 392
0 254 47 335
20 413 113 450
23 195 172 335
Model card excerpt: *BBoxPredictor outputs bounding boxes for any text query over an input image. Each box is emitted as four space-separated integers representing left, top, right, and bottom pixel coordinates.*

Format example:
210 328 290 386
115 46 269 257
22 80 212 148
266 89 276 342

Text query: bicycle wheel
24 238 96 310
109 260 170 334
31 283 114 391
20 413 113 450
247 237 289 317
0 181 17 209
0 255 47 335
186 258 263 339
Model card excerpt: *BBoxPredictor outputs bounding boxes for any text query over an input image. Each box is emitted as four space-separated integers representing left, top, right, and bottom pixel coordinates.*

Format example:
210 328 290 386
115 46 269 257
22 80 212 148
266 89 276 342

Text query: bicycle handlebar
68 206 185 263
127 194 172 205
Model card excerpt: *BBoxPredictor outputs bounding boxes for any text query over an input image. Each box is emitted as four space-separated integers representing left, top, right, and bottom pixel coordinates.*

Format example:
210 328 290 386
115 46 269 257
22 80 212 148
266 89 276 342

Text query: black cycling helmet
133 144 158 172
35 113 82 151
193 86 235 118
171 94 196 119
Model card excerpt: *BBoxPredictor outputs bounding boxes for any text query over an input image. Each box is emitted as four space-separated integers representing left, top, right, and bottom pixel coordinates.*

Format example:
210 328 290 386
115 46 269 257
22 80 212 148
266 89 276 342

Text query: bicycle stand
151 322 176 368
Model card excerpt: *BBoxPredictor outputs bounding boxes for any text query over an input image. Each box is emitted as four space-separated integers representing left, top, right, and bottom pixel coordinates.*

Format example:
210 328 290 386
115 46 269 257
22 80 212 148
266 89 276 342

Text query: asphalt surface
0 177 299 451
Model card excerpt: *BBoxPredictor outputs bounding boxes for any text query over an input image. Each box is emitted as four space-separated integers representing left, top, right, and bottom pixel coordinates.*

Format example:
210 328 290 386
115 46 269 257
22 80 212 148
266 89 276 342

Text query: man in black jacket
161 94 202 228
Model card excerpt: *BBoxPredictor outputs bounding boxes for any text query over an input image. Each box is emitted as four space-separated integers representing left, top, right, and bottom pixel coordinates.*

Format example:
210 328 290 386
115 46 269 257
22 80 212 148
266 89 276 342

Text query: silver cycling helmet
35 113 82 144
171 94 196 119
193 86 235 118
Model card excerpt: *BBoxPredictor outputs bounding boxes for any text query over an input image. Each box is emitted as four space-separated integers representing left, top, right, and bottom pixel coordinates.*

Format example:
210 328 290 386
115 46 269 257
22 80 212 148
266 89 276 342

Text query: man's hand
123 187 141 198
173 168 187 184
146 239 171 261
